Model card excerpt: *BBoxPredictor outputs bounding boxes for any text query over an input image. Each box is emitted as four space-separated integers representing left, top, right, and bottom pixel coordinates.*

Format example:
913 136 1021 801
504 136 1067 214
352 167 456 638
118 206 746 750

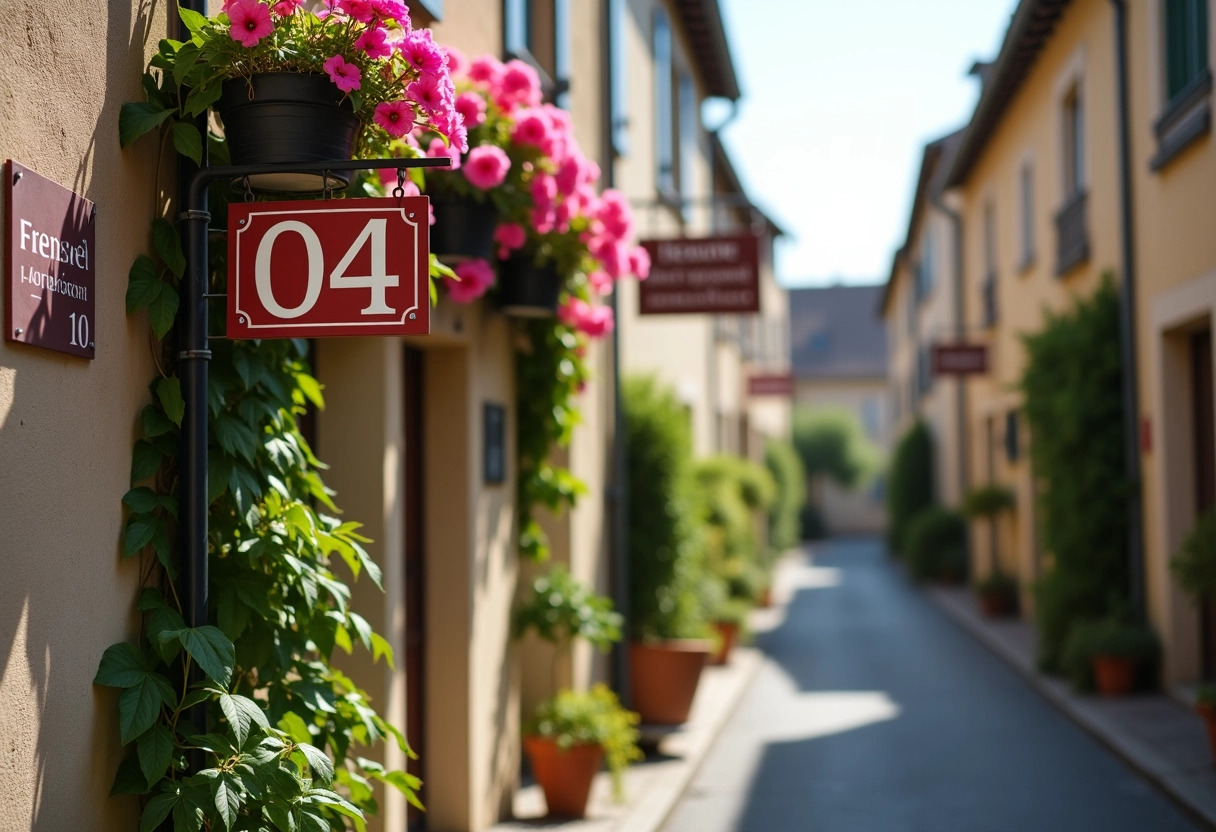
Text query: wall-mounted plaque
5 160 97 358
638 234 761 315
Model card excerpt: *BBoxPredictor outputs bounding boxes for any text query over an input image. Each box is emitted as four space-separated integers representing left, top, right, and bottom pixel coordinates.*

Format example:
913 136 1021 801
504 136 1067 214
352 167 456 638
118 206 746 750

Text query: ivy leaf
303 788 363 822
122 486 160 515
298 808 330 832
278 711 312 745
119 676 168 744
294 373 325 410
94 642 148 688
152 218 186 279
171 42 202 87
213 772 241 831
219 693 269 748
172 121 203 166
131 439 163 483
184 82 223 117
124 515 158 557
370 632 394 669
138 791 177 832
176 626 235 689
347 612 373 652
177 7 209 36
111 755 150 795
216 414 259 463
149 606 185 663
298 743 334 784
172 783 209 832
119 101 173 147
126 255 163 313
141 404 176 438
157 377 185 427
148 282 180 339
137 724 175 786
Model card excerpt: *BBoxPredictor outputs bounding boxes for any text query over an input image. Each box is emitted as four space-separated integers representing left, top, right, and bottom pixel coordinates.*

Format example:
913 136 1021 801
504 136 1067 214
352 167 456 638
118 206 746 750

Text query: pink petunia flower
374 100 416 137
356 25 392 59
468 55 505 89
555 154 583 197
463 145 511 190
511 108 552 151
588 271 615 296
559 298 614 339
494 222 526 251
629 246 651 280
455 91 487 128
427 137 462 170
444 45 467 76
446 258 497 304
401 30 445 75
497 59 543 110
324 55 362 92
372 0 409 24
228 0 273 47
407 73 451 114
337 0 376 22
272 0 303 16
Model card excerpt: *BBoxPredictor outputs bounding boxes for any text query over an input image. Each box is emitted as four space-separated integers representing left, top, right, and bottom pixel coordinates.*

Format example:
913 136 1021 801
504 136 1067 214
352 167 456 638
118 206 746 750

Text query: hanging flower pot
216 73 359 193
430 196 499 262
498 254 563 318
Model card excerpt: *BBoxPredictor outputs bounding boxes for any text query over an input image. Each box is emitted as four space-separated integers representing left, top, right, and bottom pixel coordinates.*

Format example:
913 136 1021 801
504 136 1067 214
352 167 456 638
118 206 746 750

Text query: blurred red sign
748 374 794 396
638 234 761 315
228 197 429 339
932 344 988 375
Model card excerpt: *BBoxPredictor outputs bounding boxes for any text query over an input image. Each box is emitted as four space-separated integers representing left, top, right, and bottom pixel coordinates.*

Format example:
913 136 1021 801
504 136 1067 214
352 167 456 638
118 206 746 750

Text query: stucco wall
0 2 166 829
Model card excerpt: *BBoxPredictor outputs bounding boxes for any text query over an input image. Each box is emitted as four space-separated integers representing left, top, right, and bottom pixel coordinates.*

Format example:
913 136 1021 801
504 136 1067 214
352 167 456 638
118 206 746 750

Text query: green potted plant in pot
904 507 968 584
623 375 713 725
961 484 1018 616
1171 506 1216 758
1062 616 1160 696
120 0 463 191
513 566 640 818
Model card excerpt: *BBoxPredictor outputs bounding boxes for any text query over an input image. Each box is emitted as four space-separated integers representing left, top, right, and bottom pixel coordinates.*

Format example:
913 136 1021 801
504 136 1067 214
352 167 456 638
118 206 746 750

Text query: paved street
661 539 1201 832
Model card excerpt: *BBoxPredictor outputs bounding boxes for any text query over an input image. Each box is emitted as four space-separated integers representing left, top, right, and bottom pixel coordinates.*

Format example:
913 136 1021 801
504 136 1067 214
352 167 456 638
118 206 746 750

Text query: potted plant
1171 507 1216 758
1195 687 1216 763
624 376 713 725
904 507 968 584
120 1 463 191
707 596 751 666
1062 616 1160 696
962 484 1018 616
513 566 639 818
524 685 642 818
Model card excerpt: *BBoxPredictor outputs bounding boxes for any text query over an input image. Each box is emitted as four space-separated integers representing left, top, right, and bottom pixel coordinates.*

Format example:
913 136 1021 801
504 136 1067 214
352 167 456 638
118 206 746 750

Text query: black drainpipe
602 0 630 704
1109 0 1147 622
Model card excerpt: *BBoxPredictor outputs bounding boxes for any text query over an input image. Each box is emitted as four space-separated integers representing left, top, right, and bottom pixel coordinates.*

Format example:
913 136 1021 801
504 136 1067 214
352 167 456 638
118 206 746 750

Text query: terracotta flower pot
523 736 604 819
629 640 711 725
710 621 739 666
1195 702 1216 764
1092 654 1138 696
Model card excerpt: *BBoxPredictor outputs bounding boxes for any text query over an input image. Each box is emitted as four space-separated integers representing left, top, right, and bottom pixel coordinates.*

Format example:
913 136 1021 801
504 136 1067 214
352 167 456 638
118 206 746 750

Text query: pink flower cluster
559 298 615 339
447 259 497 303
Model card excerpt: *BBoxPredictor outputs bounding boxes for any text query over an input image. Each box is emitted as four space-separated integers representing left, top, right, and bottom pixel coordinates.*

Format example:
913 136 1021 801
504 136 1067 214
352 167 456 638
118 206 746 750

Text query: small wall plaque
484 402 506 485
5 160 97 359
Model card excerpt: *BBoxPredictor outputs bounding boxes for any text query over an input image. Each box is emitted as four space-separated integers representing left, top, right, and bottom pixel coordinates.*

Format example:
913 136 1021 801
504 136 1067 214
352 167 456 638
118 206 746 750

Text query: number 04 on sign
227 197 430 339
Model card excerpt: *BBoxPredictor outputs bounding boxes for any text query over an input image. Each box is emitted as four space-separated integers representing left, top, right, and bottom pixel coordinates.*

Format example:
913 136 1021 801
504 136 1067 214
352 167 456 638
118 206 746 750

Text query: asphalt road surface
660 538 1200 832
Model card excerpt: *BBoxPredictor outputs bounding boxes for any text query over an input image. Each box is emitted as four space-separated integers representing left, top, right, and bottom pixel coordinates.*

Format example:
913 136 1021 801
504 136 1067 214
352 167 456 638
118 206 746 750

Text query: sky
716 0 1020 288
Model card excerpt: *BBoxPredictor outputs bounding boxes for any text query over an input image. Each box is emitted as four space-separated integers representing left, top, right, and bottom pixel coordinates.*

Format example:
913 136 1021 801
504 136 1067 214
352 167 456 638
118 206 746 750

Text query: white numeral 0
254 218 400 319
68 311 89 347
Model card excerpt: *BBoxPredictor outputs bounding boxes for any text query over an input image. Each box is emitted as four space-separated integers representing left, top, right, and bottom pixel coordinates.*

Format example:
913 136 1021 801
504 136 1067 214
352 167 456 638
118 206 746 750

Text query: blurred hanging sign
747 374 794 396
931 343 988 375
228 197 429 339
5 160 97 359
638 234 760 315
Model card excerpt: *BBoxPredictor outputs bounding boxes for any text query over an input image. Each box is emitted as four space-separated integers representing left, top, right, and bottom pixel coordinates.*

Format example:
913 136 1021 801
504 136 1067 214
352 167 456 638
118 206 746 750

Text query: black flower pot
497 255 562 318
430 196 499 262
216 73 359 193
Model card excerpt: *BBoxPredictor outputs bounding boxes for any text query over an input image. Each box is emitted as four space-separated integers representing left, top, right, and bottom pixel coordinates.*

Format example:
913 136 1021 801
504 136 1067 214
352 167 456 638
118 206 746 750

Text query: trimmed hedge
765 438 806 553
904 507 967 582
886 421 936 554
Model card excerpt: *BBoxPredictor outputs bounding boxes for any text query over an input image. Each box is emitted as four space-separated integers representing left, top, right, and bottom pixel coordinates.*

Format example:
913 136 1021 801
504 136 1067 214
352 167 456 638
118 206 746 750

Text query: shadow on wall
0 2 162 829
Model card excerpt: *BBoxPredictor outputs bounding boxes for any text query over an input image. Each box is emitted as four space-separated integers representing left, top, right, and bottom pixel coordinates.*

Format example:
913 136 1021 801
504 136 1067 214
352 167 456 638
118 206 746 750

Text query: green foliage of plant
692 456 774 605
764 439 806 554
623 376 706 641
1062 616 1160 690
792 406 877 491
904 507 967 582
513 566 623 652
974 571 1018 596
886 421 936 554
1171 506 1216 601
961 484 1016 518
527 685 642 802
516 319 591 560
1020 278 1129 671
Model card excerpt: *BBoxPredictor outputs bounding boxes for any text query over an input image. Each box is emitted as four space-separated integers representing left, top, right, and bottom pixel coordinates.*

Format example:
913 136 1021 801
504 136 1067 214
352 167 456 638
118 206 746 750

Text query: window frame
1061 85 1085 199
653 8 677 201
1152 0 1212 170
1018 161 1035 272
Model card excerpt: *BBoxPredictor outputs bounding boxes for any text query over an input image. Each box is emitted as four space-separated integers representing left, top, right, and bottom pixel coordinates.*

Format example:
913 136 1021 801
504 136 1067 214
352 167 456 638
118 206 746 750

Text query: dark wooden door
1192 329 1216 677
403 346 427 828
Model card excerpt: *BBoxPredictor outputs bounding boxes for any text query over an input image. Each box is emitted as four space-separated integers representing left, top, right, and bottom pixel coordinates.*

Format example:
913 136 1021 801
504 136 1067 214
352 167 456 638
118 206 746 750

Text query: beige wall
1125 0 1216 685
958 0 1118 603
0 2 167 830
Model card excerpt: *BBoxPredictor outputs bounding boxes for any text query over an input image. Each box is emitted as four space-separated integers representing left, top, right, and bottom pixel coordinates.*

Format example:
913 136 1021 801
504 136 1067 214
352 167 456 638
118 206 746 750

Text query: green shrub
904 507 967 582
513 566 623 652
886 422 936 554
764 439 806 552
1062 617 1160 691
1020 279 1130 671
792 406 878 490
961 484 1016 518
692 456 775 606
623 376 705 640
1171 506 1216 601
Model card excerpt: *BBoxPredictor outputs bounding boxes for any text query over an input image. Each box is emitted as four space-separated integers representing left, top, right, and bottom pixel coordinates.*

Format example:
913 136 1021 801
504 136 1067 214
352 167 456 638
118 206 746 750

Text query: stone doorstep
926 584 1216 831
488 553 803 832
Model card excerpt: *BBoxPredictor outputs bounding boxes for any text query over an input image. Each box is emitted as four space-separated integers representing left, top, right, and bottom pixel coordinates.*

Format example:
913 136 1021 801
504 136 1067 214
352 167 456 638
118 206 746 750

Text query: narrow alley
661 540 1200 832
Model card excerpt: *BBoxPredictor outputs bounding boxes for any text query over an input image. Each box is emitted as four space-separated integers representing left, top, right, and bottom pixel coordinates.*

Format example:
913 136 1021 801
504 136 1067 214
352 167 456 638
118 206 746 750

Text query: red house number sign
228 197 430 339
